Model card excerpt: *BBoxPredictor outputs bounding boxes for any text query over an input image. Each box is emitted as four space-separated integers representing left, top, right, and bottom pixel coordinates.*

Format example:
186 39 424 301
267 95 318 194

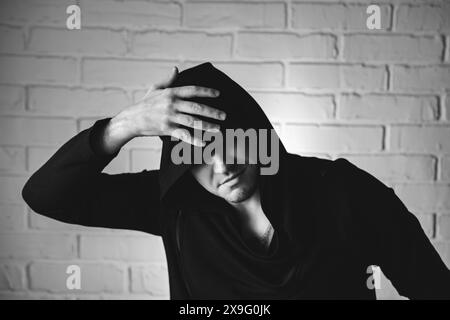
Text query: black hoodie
22 62 450 299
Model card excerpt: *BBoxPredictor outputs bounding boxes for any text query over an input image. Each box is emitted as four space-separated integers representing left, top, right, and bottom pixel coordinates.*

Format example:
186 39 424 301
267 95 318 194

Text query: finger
153 66 178 90
170 128 205 147
173 100 226 121
170 85 220 99
171 113 221 132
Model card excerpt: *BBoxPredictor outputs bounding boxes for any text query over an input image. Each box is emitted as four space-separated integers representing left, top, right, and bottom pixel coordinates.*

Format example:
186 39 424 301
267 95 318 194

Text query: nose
211 153 228 174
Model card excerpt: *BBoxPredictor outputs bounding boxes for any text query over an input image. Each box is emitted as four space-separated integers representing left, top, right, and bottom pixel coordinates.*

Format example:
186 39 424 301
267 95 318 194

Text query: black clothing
22 62 450 299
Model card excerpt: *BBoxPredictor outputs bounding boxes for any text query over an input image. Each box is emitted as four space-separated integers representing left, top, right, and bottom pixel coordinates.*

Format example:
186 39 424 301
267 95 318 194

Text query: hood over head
158 62 288 209
157 63 320 299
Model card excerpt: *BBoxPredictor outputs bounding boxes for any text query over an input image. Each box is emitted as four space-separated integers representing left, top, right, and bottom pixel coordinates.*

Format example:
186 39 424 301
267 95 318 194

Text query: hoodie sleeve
336 158 450 300
22 118 162 236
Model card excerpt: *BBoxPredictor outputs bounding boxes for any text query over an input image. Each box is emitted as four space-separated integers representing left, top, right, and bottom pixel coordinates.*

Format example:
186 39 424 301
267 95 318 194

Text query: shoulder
285 153 334 178
285 153 391 194
285 153 357 181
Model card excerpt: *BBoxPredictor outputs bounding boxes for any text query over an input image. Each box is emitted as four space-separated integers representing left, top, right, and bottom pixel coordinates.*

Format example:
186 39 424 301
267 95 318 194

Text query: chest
232 210 275 254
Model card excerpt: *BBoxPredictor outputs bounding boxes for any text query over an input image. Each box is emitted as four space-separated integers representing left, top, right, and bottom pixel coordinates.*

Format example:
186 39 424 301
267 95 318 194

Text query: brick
0 146 26 172
81 0 181 27
433 242 450 268
289 64 386 91
29 261 125 293
0 85 25 114
0 264 24 291
251 92 334 122
28 208 114 233
390 125 450 153
304 152 333 160
446 36 450 63
0 117 76 146
92 293 162 300
28 86 129 117
0 203 26 231
394 183 450 212
130 149 161 172
442 156 450 181
344 35 443 62
206 62 283 89
415 214 435 239
292 3 391 30
341 155 435 182
0 175 26 203
102 148 129 174
283 125 383 153
0 0 72 25
236 32 336 59
78 118 103 131
272 122 282 137
27 146 57 173
102 293 168 300
397 4 450 32
80 235 166 262
446 92 450 121
0 25 24 53
131 31 232 60
132 89 149 103
178 61 284 89
437 214 450 240
0 292 67 300
126 137 163 150
393 66 450 91
130 264 169 296
29 210 85 231
0 233 76 259
82 59 176 87
28 27 127 55
376 268 406 300
28 148 127 185
185 2 285 28
0 55 77 85
339 94 438 122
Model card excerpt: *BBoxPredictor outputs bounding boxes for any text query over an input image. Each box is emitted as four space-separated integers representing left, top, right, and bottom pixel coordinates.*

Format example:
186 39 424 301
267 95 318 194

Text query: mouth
219 167 246 186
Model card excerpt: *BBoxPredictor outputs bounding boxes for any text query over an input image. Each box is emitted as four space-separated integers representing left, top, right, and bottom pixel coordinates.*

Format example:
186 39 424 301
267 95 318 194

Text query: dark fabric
22 62 450 299
158 62 285 202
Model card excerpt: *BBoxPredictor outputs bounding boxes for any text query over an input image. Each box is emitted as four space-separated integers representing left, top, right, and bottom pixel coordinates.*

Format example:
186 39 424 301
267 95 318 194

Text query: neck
228 188 271 233
228 188 274 251
229 188 262 218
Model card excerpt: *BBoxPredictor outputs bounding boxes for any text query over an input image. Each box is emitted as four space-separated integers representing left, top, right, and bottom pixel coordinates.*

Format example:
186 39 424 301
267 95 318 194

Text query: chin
222 185 255 203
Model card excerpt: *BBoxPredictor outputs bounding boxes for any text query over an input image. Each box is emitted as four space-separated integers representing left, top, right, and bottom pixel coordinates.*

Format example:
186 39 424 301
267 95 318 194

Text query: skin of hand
101 66 227 155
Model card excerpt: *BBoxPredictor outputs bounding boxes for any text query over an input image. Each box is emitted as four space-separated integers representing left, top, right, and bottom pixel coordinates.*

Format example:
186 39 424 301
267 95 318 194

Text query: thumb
153 66 178 90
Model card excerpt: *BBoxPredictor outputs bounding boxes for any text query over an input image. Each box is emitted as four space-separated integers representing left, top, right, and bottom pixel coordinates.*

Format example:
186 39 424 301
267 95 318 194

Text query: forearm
22 118 121 214
96 112 136 156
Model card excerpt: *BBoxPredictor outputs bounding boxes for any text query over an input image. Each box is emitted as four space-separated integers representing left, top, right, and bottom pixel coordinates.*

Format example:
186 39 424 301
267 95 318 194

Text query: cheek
191 166 216 190
242 166 259 186
225 141 247 164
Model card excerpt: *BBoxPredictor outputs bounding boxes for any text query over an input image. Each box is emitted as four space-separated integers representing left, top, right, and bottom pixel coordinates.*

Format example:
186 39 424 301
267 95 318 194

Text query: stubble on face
191 164 259 204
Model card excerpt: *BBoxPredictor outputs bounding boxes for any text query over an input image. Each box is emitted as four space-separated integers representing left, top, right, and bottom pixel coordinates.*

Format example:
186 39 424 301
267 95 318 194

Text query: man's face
190 141 259 203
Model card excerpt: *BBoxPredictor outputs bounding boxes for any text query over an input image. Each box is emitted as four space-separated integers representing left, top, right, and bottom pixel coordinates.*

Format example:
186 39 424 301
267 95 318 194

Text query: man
22 62 450 299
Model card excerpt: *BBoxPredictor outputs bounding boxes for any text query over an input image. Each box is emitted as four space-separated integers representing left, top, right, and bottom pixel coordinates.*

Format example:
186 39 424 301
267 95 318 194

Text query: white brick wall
0 0 449 300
